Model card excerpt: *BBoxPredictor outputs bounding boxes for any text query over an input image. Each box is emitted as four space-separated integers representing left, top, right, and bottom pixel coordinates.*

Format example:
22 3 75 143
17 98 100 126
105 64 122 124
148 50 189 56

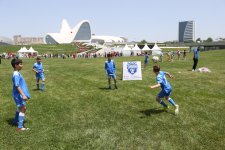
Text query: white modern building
45 19 125 45
45 19 92 44
91 35 125 44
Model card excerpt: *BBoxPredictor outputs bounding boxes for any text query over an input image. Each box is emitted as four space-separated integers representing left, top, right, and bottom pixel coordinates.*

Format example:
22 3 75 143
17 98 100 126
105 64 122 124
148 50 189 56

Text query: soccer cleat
163 106 169 111
16 127 30 131
115 85 118 89
175 104 179 115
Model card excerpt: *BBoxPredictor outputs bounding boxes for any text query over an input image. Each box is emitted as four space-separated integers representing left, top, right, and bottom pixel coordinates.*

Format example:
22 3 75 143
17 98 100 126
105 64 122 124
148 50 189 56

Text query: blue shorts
13 95 26 108
144 60 148 64
158 89 172 98
36 73 45 80
108 74 116 79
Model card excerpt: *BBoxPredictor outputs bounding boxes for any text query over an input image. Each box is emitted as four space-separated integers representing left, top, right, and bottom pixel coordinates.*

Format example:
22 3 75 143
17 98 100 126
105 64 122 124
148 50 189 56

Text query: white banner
123 61 142 80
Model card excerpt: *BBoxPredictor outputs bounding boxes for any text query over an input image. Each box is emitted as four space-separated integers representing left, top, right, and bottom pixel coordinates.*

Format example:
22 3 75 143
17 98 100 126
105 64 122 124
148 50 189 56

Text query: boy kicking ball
150 65 179 115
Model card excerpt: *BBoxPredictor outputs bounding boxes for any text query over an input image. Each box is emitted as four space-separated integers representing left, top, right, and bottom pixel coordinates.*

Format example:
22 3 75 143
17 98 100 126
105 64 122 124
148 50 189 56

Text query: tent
28 47 38 53
18 47 28 53
151 43 162 56
142 43 151 51
122 44 132 56
131 44 142 56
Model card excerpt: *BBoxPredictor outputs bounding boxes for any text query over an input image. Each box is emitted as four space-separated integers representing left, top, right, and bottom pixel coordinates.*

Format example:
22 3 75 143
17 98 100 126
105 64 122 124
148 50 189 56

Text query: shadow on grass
32 88 40 91
140 108 165 117
6 118 27 127
99 87 111 90
6 118 16 127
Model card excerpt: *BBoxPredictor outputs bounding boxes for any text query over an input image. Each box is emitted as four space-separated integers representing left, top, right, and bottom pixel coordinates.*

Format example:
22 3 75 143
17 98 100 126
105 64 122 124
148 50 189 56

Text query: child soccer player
144 52 149 68
105 54 117 89
32 56 45 91
150 65 179 115
11 58 30 131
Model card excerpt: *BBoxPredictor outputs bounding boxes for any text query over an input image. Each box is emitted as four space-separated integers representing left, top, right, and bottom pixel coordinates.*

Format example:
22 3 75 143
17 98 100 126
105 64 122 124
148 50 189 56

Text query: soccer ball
152 56 159 63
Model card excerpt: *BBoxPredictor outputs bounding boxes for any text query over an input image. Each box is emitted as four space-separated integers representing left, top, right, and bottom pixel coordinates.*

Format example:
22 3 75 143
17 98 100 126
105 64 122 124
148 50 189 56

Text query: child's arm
150 83 160 89
32 68 38 73
17 86 28 100
165 72 173 79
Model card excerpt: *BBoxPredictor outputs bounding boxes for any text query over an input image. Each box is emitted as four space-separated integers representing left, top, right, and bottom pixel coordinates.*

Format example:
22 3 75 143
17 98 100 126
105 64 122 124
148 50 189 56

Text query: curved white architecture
45 19 91 44
91 35 125 44
0 36 13 45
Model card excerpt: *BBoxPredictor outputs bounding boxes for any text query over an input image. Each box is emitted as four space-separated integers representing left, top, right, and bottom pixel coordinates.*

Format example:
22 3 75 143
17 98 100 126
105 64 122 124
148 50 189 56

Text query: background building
178 21 195 42
14 35 44 45
0 36 13 45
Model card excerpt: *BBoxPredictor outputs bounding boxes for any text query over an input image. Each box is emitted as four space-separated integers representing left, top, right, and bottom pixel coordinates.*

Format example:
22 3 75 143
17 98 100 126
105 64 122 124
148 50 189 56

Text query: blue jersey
194 49 199 59
12 71 30 99
33 62 44 73
144 54 149 63
105 60 115 75
156 71 171 92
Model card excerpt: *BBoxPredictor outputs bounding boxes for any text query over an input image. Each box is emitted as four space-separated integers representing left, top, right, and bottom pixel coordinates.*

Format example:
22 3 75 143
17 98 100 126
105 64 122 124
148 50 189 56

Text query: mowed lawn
0 50 225 149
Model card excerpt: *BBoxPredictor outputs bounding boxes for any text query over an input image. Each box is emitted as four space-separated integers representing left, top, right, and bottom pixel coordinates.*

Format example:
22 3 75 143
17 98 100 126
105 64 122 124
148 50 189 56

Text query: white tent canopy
28 47 38 53
132 44 141 51
18 47 28 53
151 43 162 56
17 47 38 57
122 44 132 56
142 43 151 51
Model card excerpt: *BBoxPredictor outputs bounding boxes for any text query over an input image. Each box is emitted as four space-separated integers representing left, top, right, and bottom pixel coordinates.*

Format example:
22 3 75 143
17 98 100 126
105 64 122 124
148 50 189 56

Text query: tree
196 38 202 43
205 37 213 42
139 40 147 44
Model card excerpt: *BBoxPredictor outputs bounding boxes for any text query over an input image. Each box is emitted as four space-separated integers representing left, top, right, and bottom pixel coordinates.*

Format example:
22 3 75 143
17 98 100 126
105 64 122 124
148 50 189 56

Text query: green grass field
0 50 225 149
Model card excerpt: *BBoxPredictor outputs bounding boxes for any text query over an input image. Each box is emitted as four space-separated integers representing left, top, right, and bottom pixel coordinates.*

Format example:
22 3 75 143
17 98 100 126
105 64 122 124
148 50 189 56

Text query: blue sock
13 110 19 124
160 100 167 107
37 84 39 89
18 112 25 128
42 83 44 91
168 98 176 106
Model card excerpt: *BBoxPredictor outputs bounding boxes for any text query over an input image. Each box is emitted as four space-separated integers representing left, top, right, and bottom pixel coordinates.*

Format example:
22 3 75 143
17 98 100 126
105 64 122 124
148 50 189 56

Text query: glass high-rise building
178 21 195 42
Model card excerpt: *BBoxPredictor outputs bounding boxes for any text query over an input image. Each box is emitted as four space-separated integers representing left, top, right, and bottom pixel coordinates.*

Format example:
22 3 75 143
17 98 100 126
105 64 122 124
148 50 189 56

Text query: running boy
11 58 30 131
150 65 179 115
105 54 117 89
32 56 45 91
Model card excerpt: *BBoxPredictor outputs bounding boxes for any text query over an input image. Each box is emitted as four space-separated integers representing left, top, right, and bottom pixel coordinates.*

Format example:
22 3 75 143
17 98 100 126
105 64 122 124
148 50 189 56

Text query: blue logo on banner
127 62 138 75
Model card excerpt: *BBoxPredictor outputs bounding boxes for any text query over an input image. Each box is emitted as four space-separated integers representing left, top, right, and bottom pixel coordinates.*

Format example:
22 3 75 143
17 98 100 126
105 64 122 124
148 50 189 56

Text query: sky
0 0 225 42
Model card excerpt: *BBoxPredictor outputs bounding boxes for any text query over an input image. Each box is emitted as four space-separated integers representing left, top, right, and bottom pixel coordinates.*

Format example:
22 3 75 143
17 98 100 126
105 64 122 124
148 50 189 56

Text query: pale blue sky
0 0 224 42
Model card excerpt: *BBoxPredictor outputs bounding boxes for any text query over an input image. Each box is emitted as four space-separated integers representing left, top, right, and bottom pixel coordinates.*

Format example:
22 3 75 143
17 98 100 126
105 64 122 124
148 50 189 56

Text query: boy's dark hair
11 58 22 68
153 65 160 72
36 56 41 60
107 54 112 58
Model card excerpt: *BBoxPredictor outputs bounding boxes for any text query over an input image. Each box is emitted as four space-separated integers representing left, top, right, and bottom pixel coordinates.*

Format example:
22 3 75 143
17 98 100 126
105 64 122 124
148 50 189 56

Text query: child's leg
18 106 26 129
13 109 19 125
166 96 176 106
36 79 40 89
41 79 45 91
156 96 167 108
112 75 117 89
108 76 111 89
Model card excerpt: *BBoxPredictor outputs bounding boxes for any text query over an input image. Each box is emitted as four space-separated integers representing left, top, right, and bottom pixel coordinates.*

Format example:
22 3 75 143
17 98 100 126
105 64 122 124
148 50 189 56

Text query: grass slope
0 50 225 149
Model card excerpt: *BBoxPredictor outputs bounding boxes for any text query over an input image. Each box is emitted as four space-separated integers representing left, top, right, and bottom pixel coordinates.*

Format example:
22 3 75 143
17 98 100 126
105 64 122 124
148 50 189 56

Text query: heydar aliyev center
45 19 125 44
45 19 92 44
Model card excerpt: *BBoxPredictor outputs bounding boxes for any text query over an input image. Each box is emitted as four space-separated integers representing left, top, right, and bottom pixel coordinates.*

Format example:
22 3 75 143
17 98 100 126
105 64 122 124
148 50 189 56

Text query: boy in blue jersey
32 56 45 91
105 54 117 89
144 52 149 68
11 58 30 131
192 47 200 71
150 65 179 115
